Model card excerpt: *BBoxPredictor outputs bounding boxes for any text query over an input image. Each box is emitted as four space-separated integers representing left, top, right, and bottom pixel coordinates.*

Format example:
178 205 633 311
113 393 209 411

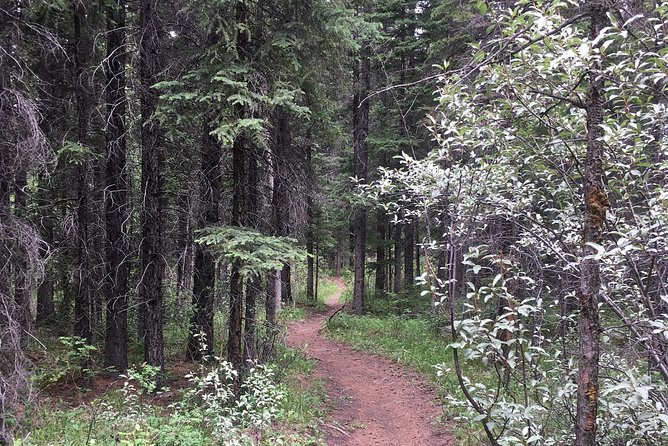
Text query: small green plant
33 336 97 388
124 363 162 395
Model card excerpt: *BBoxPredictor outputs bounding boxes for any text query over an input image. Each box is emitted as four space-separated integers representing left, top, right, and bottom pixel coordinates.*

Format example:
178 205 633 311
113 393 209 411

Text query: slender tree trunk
36 179 55 325
415 223 420 277
228 0 248 380
36 277 54 324
272 108 292 304
227 130 245 372
104 0 129 372
575 5 609 445
280 264 292 303
228 260 243 375
393 224 402 294
139 0 165 373
187 119 221 360
335 248 341 277
264 148 279 357
73 2 92 344
306 147 315 301
266 270 280 327
352 42 370 315
243 143 261 363
13 170 30 336
315 243 320 300
176 196 195 300
375 211 387 297
244 277 260 364
403 220 414 289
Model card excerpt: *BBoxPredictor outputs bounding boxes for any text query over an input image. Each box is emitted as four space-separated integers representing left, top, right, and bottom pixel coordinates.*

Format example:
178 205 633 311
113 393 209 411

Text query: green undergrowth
279 278 338 322
326 286 490 444
271 347 328 445
20 350 327 446
21 335 327 445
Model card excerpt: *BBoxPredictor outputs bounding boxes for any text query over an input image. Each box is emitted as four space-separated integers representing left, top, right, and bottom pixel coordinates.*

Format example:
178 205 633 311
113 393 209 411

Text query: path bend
286 278 454 446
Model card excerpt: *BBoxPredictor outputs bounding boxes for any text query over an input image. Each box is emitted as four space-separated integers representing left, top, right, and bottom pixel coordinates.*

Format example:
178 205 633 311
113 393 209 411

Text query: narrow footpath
286 279 454 446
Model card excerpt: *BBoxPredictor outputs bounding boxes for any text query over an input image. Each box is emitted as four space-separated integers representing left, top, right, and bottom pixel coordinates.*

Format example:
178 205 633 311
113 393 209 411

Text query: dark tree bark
12 170 30 336
36 180 55 325
244 277 260 364
73 1 92 344
315 242 320 300
139 0 165 372
272 108 292 304
36 275 54 324
228 132 245 378
403 220 414 289
176 195 195 299
352 42 370 315
306 148 315 302
227 0 249 380
280 264 292 304
393 223 402 294
266 270 279 327
187 119 221 360
243 144 261 365
103 0 130 372
575 4 609 445
375 211 387 297
415 223 420 278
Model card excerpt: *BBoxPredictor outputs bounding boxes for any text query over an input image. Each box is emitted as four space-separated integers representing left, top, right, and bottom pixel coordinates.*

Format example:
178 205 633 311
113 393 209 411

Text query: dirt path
286 279 454 446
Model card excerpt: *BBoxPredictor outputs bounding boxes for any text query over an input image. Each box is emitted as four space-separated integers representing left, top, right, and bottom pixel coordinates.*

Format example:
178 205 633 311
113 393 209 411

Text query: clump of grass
271 346 328 444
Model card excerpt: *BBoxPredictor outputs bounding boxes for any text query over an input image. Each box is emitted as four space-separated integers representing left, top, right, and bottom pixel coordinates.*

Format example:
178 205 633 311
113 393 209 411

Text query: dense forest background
1 0 667 445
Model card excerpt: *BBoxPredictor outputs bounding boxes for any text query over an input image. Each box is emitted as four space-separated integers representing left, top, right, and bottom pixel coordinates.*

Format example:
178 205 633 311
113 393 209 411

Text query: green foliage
196 226 306 282
364 0 668 444
55 141 96 166
32 336 98 388
21 359 286 446
272 347 327 444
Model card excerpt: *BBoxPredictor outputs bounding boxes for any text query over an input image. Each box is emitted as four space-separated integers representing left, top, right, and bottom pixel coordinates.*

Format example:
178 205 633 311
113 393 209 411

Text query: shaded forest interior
2 0 668 445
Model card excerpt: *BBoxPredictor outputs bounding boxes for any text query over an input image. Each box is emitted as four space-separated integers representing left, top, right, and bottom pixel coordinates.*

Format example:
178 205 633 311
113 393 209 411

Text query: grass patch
269 346 328 445
279 278 340 323
315 278 338 305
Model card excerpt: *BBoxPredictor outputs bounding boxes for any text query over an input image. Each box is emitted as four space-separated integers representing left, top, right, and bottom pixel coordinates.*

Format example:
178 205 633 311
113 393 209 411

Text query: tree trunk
415 223 420 278
36 179 55 325
575 4 609 445
271 108 292 304
228 0 248 381
73 1 92 344
280 264 292 304
103 0 129 372
403 220 414 289
176 196 195 301
228 261 244 378
315 243 320 300
36 277 54 324
335 248 341 277
12 170 30 337
187 119 221 360
393 223 402 294
244 277 260 364
243 143 261 363
352 42 370 315
375 212 387 297
306 147 315 301
139 0 165 373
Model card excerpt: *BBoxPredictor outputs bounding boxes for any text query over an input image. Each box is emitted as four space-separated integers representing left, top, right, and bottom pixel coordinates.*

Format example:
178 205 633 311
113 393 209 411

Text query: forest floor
286 278 454 446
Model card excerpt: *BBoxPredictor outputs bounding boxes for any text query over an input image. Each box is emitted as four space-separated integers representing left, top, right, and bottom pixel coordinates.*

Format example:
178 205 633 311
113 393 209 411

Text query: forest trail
286 279 454 446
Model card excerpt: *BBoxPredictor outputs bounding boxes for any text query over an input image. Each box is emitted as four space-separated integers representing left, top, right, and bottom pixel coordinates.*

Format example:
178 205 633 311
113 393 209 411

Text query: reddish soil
287 279 454 446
